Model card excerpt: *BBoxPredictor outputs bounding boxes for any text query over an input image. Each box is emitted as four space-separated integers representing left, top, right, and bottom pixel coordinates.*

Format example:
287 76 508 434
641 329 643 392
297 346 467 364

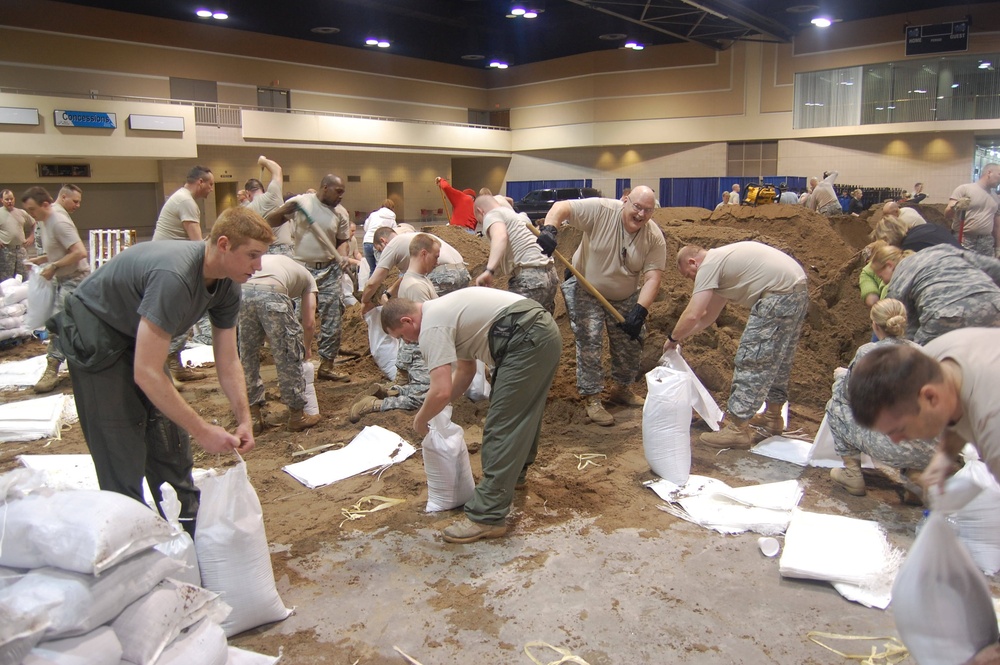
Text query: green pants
465 300 561 524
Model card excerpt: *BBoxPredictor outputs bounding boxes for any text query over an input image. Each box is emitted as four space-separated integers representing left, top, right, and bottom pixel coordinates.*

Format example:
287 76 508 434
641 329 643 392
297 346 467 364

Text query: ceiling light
875 107 884 110
600 33 627 40
310 27 340 35
952 83 960 88
511 6 526 15
461 54 485 60
196 9 212 17
489 60 508 69
914 89 927 94
624 41 637 48
839 81 853 85
212 11 228 19
377 40 390 48
624 41 644 50
365 38 379 45
811 17 832 28
980 61 992 69
523 10 538 18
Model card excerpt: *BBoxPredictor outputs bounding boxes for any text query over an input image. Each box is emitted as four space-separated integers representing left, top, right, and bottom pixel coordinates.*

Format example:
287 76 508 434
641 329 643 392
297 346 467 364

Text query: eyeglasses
626 197 655 216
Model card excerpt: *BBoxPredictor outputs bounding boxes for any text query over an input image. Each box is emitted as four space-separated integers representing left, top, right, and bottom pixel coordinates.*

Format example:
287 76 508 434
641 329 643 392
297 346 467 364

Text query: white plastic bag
422 406 475 512
194 453 291 637
25 265 57 331
154 483 201 587
155 619 228 665
659 348 723 430
642 366 692 485
301 361 319 416
364 306 398 381
465 360 491 402
950 446 1000 575
23 626 123 665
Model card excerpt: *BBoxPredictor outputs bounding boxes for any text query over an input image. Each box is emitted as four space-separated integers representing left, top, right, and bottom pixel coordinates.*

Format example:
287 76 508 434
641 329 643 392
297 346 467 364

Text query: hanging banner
53 110 117 128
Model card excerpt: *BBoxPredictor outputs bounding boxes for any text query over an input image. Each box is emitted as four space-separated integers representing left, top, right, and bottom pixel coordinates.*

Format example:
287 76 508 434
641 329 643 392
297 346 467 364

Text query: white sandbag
227 645 283 664
23 626 123 665
301 361 319 416
341 273 357 306
949 447 1000 575
642 365 692 485
156 619 229 665
0 488 172 574
464 360 491 402
25 264 57 331
892 511 999 665
422 406 475 512
0 301 27 318
195 453 291 637
0 549 182 640
0 274 23 303
154 483 201 586
0 314 24 330
364 305 398 381
0 325 30 341
0 595 49 665
112 579 230 665
659 348 723 430
4 282 28 306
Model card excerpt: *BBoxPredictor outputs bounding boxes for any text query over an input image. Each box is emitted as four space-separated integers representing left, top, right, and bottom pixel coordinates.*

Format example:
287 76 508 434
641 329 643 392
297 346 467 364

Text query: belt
513 264 550 276
243 283 288 296
300 259 337 270
762 281 808 299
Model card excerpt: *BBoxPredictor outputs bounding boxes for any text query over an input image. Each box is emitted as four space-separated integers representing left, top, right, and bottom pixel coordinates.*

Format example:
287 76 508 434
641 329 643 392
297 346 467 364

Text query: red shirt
438 179 477 231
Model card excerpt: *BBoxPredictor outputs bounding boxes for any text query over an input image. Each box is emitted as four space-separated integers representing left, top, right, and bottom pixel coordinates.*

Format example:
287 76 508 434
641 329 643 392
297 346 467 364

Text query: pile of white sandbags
0 276 31 343
0 469 283 665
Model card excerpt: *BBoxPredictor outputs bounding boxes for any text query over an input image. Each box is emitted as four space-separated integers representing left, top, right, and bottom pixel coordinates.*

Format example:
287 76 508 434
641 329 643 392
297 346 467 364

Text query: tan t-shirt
41 209 90 279
693 241 806 308
482 208 551 275
0 207 26 246
376 233 464 273
950 183 1000 236
153 187 202 241
399 272 437 303
289 194 350 263
565 198 667 301
925 328 1000 484
419 287 524 369
246 178 283 219
897 206 926 228
249 254 318 299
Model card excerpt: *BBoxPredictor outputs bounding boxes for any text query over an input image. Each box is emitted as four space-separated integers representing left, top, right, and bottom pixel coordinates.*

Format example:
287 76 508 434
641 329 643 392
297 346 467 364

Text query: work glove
536 225 558 256
618 303 648 341
955 195 972 211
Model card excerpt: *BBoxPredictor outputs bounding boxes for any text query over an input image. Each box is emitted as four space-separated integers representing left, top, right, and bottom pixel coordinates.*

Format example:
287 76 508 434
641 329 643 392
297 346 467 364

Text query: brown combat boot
749 402 784 436
250 404 266 436
318 358 350 382
607 382 645 407
287 409 322 432
33 357 62 394
168 353 207 382
366 382 399 399
585 396 614 427
442 516 508 544
700 418 752 449
394 368 410 385
830 456 866 496
349 396 382 423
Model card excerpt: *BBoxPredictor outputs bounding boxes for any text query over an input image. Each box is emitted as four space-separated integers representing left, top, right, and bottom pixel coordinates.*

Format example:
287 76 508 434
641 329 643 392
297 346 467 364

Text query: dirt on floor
0 203 954 663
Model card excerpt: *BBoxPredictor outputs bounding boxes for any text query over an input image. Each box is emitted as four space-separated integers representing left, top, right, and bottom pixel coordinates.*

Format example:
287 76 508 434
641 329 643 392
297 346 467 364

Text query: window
727 141 777 178
468 108 510 127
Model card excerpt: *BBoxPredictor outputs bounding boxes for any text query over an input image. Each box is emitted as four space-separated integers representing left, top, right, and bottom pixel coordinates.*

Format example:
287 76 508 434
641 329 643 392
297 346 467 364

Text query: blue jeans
363 242 377 273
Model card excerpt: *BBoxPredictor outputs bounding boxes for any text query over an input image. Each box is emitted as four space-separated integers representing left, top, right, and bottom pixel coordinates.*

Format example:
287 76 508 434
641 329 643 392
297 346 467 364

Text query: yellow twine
807 631 909 664
574 453 606 470
338 495 405 528
524 640 592 665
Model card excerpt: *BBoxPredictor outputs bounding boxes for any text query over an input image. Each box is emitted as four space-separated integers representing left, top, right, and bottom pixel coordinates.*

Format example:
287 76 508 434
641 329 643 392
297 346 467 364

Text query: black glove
536 225 558 256
618 303 648 341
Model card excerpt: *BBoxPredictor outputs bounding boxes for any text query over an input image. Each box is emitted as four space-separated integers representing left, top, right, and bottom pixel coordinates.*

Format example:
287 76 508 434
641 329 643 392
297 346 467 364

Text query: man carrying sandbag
380 287 560 543
48 207 274 535
663 241 808 448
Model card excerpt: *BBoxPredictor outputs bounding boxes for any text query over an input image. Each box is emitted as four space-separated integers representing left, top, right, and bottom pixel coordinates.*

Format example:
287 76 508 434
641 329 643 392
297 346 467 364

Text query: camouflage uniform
48 274 86 362
561 276 641 396
886 244 1000 345
308 261 345 362
0 245 23 282
266 243 295 258
960 233 995 257
190 312 214 346
428 263 470 295
817 201 843 217
826 337 936 468
15 247 27 281
728 286 808 421
239 285 307 410
509 265 560 314
380 341 430 411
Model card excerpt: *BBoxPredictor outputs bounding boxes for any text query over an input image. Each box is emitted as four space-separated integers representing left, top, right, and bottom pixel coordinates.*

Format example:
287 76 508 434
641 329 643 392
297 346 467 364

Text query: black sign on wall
906 20 969 57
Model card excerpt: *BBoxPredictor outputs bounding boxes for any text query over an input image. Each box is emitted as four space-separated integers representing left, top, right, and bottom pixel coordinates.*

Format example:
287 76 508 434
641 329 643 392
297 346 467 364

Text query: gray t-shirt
74 240 241 338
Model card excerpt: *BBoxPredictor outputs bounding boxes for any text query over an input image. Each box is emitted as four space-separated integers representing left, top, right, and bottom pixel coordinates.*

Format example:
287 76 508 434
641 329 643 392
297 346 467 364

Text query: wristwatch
667 333 678 343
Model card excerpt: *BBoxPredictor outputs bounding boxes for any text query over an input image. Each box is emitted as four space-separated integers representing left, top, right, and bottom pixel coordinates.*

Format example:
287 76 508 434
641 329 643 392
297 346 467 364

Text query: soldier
381 288 561 543
359 228 469 310
871 243 1000 345
240 253 322 434
882 201 925 228
243 156 285 219
664 241 808 448
350 233 441 422
473 195 559 313
538 184 666 426
21 187 90 393
945 164 1000 257
0 189 28 281
805 171 842 217
265 174 352 382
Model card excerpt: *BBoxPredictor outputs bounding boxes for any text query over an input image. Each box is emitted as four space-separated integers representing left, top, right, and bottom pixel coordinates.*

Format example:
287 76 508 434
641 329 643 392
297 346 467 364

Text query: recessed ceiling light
377 40 390 48
511 6 526 15
523 10 538 18
310 27 340 35
489 60 508 69
196 9 212 17
979 61 992 69
212 11 228 19
461 54 485 60
914 89 927 94
599 33 627 41
811 17 832 28
952 83 960 88
365 38 379 45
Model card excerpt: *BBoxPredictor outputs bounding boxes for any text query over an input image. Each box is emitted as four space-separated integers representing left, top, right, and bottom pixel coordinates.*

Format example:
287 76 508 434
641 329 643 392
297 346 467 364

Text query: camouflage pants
560 276 641 397
382 340 430 410
0 245 24 282
307 261 345 362
48 274 85 362
190 312 214 346
728 287 808 420
239 287 307 410
510 264 559 314
267 243 295 258
817 201 843 217
16 247 27 281
960 233 994 257
914 293 1000 345
826 396 935 469
428 263 470 295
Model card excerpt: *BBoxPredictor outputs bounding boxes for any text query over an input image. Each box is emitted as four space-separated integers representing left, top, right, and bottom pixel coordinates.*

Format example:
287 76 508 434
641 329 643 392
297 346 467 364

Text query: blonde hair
870 298 907 338
873 216 909 247
870 244 912 271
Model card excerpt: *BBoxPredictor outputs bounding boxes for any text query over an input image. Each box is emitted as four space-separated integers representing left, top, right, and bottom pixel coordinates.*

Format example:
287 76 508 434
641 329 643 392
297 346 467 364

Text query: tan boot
585 396 615 427
287 409 322 432
395 368 410 385
749 402 784 436
830 456 866 496
250 404 266 436
442 515 508 544
700 418 752 449
318 358 350 382
366 382 399 399
349 396 382 423
168 353 206 382
607 382 645 407
33 357 62 394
